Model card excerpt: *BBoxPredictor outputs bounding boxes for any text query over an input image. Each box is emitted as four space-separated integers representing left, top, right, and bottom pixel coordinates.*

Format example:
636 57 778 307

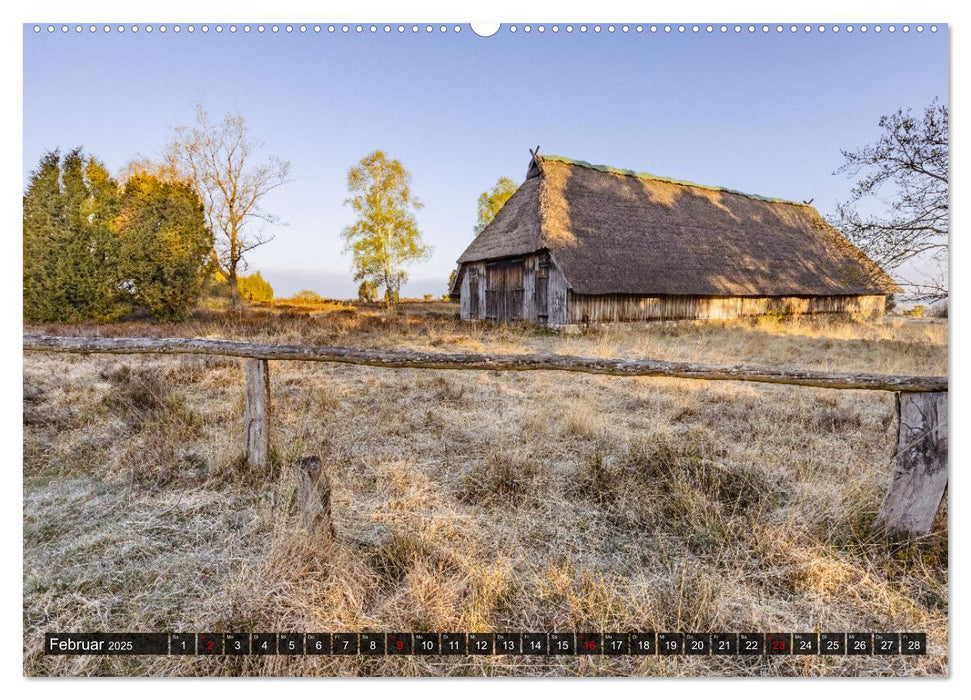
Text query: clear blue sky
23 25 948 298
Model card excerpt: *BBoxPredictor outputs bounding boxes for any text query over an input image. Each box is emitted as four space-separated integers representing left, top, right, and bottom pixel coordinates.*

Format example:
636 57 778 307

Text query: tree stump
875 391 948 537
292 456 336 541
243 358 270 469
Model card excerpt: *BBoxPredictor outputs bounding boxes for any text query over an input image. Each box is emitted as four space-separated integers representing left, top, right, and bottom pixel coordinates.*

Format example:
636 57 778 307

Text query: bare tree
166 105 292 310
832 99 948 301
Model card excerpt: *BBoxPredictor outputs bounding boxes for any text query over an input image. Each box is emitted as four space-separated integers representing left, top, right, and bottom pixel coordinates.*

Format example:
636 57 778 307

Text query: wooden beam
22 335 947 393
292 456 335 540
243 358 270 470
875 391 948 537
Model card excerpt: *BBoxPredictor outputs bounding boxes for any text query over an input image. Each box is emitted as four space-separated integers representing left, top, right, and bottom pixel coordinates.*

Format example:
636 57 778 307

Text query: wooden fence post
875 391 948 537
292 456 335 540
243 358 270 469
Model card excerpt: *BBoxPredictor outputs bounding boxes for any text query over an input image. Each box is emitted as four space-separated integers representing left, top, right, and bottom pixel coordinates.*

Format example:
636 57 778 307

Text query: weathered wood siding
567 293 886 324
546 257 569 326
459 262 487 320
522 256 536 320
459 252 569 326
461 258 883 326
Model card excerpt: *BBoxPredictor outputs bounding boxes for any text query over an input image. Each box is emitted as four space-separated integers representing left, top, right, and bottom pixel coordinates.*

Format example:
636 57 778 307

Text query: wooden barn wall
566 293 886 324
459 266 468 317
458 262 488 320
523 252 568 325
459 253 569 325
547 261 569 326
522 254 536 321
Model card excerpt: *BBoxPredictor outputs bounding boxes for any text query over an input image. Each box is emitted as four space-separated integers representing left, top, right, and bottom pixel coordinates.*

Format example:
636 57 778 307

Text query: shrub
116 173 213 321
23 151 213 322
293 289 325 303
903 305 925 318
357 280 378 302
201 270 232 299
237 271 273 302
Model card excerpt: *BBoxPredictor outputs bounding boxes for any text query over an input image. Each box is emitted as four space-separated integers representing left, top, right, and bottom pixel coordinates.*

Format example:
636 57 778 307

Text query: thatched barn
451 153 900 328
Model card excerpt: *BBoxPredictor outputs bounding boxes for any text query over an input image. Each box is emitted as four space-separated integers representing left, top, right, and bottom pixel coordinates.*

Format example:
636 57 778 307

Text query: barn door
535 261 549 324
485 263 501 321
505 260 524 321
468 268 480 319
484 260 525 323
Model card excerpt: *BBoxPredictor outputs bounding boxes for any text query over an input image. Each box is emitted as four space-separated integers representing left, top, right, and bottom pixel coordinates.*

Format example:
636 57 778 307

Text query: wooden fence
23 334 948 538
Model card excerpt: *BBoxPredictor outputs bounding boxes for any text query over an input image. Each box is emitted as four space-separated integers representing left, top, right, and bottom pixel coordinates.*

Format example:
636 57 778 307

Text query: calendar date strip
44 632 927 656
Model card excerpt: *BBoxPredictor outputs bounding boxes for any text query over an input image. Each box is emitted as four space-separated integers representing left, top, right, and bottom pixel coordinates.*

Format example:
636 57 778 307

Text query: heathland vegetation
23 303 948 676
22 100 948 677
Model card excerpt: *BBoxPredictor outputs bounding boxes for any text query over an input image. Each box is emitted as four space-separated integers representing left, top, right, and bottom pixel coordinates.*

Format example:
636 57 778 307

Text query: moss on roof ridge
542 155 810 207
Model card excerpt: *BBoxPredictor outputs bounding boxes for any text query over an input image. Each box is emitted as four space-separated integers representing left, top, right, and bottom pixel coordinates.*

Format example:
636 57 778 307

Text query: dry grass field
22 301 948 676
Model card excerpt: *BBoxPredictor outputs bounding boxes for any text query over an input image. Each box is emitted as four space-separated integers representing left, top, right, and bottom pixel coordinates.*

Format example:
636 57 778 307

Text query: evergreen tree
24 150 214 323
23 149 126 322
23 151 64 321
115 174 213 321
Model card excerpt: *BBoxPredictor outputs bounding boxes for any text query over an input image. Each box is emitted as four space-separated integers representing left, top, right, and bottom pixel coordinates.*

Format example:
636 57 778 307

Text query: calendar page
21 12 949 679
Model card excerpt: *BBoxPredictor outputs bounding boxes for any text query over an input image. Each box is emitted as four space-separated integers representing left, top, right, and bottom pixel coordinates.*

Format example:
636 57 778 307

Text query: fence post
875 391 948 537
243 358 270 469
292 456 336 541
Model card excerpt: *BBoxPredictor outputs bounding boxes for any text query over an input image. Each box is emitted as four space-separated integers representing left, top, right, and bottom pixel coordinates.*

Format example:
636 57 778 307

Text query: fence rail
23 334 948 538
22 335 947 392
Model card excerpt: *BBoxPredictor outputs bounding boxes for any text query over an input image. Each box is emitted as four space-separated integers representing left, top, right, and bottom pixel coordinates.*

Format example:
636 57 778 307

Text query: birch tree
341 151 430 306
474 176 517 236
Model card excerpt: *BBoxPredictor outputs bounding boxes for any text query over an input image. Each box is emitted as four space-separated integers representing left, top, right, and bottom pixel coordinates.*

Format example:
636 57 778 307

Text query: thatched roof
457 155 900 296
